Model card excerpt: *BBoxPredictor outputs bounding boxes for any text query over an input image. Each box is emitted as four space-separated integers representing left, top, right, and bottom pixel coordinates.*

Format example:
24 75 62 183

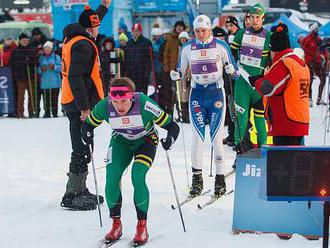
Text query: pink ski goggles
109 86 133 100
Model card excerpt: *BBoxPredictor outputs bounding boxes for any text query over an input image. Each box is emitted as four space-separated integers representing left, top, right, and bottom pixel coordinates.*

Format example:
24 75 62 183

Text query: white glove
225 64 235 75
170 70 181 81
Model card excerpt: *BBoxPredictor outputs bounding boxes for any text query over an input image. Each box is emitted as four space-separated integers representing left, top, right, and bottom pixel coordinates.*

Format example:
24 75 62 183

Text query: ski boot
214 174 226 198
60 172 98 211
189 173 203 197
82 189 104 204
61 192 96 211
105 217 123 242
133 219 149 246
223 135 235 147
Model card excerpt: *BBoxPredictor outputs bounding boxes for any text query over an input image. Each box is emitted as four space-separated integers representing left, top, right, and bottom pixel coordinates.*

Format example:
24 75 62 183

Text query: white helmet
193 15 212 30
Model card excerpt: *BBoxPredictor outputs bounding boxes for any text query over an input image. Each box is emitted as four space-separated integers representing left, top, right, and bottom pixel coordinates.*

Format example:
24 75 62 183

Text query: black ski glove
235 139 254 154
248 75 263 87
161 119 180 150
82 122 94 145
161 135 175 150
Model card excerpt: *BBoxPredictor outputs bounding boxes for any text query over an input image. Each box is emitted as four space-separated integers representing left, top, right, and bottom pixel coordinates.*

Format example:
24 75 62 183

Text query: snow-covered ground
0 80 329 248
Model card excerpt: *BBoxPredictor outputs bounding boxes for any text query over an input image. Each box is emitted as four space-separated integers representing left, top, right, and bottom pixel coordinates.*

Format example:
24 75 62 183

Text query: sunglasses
110 90 130 97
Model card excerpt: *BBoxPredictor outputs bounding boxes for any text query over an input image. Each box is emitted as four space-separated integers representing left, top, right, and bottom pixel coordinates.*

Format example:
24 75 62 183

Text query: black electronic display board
264 147 330 201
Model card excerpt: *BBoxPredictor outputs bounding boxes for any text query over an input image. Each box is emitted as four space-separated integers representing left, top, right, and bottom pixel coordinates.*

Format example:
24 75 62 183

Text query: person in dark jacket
60 0 111 211
100 36 119 94
124 23 152 94
30 28 48 49
163 20 186 116
9 33 37 118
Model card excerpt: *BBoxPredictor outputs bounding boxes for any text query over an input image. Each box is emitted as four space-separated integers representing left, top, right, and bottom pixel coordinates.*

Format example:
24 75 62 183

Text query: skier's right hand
225 64 235 75
82 123 94 145
170 70 180 81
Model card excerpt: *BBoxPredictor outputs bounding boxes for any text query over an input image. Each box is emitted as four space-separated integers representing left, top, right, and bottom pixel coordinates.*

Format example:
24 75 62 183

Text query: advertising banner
135 0 186 13
0 67 15 115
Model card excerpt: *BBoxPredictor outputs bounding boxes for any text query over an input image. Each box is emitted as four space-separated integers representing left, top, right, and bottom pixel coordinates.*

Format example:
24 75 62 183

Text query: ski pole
34 65 38 115
164 149 186 232
26 65 35 114
89 144 103 228
175 79 190 189
209 146 213 177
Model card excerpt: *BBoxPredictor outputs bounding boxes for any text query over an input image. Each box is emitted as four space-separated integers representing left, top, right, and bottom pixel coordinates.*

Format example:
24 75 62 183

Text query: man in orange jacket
60 0 111 211
252 23 310 145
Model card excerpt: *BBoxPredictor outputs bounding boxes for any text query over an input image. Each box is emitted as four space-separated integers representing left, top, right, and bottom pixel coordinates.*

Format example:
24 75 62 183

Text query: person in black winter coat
9 33 38 118
60 0 111 211
30 28 48 49
100 36 119 94
124 23 152 94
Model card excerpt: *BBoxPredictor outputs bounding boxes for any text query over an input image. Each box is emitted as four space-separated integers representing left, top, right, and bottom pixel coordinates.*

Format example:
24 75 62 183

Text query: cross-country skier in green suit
230 3 272 152
81 77 180 246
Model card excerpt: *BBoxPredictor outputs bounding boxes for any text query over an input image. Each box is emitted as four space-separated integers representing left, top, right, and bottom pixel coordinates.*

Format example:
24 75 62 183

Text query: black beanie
212 27 227 38
174 20 186 29
226 16 240 28
79 5 100 28
32 27 42 36
19 32 29 40
269 23 291 52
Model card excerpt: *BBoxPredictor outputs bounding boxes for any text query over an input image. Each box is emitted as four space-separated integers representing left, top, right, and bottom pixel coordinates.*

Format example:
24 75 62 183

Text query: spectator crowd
0 14 329 122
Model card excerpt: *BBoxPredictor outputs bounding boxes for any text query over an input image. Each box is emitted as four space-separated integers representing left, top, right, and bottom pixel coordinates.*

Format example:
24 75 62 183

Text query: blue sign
134 0 186 13
0 67 15 115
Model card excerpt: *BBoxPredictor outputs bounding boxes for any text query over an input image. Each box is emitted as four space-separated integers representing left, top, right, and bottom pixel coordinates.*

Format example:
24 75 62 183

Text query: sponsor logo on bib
145 101 162 117
122 117 130 125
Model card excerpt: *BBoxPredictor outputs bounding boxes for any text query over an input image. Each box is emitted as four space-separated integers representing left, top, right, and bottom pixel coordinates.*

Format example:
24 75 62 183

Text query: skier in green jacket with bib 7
82 77 180 246
230 3 272 152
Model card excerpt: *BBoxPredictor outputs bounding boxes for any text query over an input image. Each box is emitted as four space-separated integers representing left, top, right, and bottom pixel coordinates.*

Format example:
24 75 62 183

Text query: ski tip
171 204 176 210
98 238 120 248
131 241 147 247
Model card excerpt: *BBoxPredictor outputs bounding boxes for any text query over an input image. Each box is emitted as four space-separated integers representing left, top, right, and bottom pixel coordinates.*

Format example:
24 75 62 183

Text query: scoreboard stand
324 201 330 248
233 149 324 239
261 146 330 248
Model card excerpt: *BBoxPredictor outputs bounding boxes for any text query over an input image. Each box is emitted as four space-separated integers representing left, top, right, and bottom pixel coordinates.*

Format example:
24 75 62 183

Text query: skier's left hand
161 136 175 150
225 64 235 75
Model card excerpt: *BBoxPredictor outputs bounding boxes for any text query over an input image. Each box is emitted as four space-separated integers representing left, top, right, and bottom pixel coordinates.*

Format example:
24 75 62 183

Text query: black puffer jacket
61 5 107 113
124 35 153 84
9 44 37 81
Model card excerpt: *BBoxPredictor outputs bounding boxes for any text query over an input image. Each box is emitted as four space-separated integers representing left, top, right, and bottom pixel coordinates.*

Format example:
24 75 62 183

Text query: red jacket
255 48 309 137
1 42 17 66
301 32 323 65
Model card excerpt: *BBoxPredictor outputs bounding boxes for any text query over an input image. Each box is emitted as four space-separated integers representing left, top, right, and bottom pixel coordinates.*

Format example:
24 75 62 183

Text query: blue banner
0 67 15 115
134 0 186 13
